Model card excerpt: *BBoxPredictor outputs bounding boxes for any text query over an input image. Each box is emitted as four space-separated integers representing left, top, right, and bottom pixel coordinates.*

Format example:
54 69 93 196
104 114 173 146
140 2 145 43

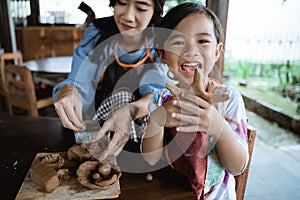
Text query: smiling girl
142 3 249 199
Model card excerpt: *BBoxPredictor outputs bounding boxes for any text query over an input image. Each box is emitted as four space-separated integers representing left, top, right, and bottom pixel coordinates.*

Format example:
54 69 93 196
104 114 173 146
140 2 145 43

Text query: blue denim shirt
53 22 172 113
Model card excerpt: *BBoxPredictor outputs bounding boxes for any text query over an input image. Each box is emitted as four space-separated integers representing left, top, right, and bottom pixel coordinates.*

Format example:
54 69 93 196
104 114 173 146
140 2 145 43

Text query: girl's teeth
182 63 199 67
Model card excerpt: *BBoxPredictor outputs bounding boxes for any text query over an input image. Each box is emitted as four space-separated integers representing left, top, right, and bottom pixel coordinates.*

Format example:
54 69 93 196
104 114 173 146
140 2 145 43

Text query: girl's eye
172 41 184 46
198 39 210 44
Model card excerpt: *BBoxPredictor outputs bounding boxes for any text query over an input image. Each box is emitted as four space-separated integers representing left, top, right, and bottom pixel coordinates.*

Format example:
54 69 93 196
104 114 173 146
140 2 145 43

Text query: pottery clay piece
145 173 153 181
67 144 94 161
76 160 122 190
41 153 64 170
29 159 60 193
57 168 71 180
166 68 229 104
30 144 121 194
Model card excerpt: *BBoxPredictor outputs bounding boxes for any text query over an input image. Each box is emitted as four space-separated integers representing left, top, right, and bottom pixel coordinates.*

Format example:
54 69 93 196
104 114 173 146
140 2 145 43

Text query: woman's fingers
93 119 113 142
97 130 129 161
54 85 85 130
54 102 84 131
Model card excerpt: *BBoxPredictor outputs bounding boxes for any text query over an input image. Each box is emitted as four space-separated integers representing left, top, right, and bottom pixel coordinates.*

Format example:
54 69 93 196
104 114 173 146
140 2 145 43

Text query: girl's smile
180 61 202 76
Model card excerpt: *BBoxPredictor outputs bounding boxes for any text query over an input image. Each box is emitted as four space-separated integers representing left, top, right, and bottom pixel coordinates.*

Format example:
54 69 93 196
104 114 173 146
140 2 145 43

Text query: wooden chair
0 52 23 66
235 126 257 200
4 65 53 116
0 52 24 111
0 62 10 111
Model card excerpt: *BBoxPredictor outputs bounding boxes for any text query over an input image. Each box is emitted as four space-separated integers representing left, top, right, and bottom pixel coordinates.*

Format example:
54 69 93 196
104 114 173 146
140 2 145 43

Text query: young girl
142 3 249 199
53 0 172 161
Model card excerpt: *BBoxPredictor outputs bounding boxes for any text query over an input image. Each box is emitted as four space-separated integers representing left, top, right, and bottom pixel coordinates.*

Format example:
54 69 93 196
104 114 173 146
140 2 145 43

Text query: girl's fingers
180 93 210 108
174 100 200 116
173 112 202 126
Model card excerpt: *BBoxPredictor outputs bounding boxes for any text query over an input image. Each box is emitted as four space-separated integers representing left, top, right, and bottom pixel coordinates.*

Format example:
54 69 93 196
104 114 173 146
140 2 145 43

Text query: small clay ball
62 173 71 180
98 164 111 177
92 172 101 180
145 173 153 181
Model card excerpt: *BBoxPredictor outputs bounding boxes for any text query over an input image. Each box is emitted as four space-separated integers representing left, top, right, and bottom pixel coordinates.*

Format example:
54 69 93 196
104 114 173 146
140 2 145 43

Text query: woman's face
160 13 223 86
114 0 154 38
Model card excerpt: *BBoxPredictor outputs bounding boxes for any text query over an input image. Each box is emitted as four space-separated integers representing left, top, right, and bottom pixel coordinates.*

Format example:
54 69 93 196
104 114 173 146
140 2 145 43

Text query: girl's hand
151 99 183 127
171 92 224 137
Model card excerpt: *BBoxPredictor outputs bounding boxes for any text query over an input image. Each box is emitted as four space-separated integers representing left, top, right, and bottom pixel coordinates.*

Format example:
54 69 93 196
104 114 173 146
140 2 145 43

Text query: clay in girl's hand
166 68 229 104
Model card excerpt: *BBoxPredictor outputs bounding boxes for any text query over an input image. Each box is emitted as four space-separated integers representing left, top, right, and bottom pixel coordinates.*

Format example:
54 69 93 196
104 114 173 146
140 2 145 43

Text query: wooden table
0 115 195 200
23 56 72 86
23 56 72 73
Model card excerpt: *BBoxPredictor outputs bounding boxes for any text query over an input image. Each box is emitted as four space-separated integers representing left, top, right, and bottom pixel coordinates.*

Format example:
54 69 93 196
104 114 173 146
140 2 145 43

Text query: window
38 0 113 25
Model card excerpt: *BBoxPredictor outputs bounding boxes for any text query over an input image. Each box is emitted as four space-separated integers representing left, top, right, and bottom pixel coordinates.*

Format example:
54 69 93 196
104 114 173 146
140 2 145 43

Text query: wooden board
15 152 121 200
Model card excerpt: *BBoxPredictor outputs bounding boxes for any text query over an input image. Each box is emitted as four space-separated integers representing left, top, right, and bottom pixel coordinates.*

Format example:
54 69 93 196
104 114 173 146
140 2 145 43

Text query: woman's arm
53 22 104 130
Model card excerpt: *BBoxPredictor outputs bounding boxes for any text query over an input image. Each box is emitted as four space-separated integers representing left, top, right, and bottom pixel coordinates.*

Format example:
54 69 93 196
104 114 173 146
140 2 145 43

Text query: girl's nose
183 40 200 58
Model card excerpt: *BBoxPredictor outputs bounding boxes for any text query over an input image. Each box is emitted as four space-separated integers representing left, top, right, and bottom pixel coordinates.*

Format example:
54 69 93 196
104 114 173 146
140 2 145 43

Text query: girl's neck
119 34 144 53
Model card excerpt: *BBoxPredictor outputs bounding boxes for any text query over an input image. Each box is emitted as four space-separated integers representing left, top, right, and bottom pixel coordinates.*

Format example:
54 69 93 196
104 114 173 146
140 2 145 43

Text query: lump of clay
29 159 60 193
67 136 110 162
76 161 122 190
57 168 71 180
41 153 64 170
67 144 93 161
166 68 229 104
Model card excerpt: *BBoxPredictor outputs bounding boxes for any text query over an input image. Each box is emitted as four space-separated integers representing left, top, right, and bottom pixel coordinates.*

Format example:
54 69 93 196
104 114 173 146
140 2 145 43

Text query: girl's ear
157 50 167 64
215 42 223 61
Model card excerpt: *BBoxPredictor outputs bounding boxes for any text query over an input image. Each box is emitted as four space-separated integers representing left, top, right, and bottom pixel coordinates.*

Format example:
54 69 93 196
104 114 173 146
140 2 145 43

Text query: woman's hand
92 93 154 161
54 84 86 131
92 105 131 161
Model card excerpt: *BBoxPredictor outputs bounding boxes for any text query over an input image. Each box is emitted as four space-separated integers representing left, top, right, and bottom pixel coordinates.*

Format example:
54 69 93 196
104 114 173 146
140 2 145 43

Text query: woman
53 0 172 161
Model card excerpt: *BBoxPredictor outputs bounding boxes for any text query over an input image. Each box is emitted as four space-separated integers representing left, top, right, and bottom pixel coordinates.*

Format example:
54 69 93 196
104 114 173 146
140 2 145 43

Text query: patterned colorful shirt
147 79 249 200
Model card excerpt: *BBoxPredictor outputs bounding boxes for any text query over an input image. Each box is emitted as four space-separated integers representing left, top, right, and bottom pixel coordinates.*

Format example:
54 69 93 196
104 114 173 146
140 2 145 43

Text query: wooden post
0 0 12 52
206 0 229 82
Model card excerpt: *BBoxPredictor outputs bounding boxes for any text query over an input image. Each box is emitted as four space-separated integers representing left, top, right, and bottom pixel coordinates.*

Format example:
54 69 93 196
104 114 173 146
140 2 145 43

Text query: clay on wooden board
29 144 122 194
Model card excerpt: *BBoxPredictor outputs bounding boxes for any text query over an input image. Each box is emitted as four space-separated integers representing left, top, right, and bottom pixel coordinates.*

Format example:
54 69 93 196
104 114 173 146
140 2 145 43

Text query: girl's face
114 0 154 38
160 13 223 86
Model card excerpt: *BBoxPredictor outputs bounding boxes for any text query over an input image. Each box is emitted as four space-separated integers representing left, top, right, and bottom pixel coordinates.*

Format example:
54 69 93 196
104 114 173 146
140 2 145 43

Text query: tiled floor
245 111 300 200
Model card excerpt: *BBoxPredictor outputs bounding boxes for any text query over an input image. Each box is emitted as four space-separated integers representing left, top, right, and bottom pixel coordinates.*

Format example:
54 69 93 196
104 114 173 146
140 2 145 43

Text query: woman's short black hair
109 0 165 26
156 2 224 49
